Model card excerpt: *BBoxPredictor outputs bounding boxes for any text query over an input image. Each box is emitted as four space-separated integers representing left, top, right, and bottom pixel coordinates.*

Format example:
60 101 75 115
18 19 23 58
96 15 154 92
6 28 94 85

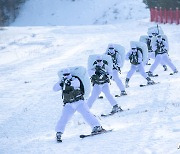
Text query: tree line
0 0 26 26
143 0 180 10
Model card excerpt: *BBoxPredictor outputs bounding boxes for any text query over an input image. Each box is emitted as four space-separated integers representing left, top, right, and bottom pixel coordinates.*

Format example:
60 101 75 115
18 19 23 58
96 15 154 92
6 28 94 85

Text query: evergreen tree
0 0 26 26
143 0 180 10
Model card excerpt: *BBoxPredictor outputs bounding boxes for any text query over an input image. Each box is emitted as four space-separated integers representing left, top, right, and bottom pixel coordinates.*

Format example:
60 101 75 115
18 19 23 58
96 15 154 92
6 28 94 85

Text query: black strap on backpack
72 75 85 95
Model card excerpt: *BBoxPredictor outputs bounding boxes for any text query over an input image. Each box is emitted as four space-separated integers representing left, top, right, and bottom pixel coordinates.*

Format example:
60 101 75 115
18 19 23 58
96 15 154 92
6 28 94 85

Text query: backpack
105 44 125 68
73 75 84 95
129 51 139 65
88 54 113 71
139 35 152 51
151 34 169 52
147 26 164 36
58 66 91 98
130 41 148 62
88 54 112 85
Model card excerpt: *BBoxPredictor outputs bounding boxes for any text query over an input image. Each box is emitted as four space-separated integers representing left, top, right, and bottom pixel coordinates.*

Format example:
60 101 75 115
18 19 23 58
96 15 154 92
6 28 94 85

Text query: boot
120 90 127 96
147 71 153 77
174 69 178 74
56 132 62 142
111 104 123 114
91 126 105 134
125 78 129 88
146 77 155 85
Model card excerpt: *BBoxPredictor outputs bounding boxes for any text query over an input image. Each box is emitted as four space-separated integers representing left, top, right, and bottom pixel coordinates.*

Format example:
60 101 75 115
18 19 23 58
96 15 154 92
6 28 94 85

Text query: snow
12 0 149 26
1 0 180 153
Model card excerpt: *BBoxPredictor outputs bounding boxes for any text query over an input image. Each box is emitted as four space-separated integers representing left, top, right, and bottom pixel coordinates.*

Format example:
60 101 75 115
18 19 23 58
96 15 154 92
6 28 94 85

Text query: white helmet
108 46 115 54
62 68 72 79
62 68 70 75
108 44 114 49
130 42 137 49
96 55 103 61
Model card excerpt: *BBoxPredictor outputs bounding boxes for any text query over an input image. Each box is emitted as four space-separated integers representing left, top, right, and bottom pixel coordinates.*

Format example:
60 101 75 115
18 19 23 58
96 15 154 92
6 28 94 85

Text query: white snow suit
145 37 166 67
53 74 100 133
149 36 177 73
106 49 126 93
126 48 148 80
87 61 118 108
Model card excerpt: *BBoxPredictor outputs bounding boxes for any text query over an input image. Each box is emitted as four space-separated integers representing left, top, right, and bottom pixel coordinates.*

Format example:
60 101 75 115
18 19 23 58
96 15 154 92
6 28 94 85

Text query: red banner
150 7 180 25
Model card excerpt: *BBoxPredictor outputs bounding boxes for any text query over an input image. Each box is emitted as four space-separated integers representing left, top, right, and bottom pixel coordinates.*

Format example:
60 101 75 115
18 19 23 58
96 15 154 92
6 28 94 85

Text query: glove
65 79 71 86
129 54 132 60
95 70 101 76
157 44 160 50
95 66 104 76
113 64 121 72
117 67 121 73
59 82 64 88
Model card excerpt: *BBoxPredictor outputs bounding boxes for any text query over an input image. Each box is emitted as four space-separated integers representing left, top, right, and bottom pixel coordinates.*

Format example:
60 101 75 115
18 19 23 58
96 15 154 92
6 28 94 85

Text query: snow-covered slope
1 0 180 153
1 21 180 153
12 0 149 26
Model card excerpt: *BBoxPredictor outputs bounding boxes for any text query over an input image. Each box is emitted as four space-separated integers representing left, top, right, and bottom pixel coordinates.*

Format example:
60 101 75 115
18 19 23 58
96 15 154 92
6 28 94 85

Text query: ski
101 112 115 117
149 74 158 77
146 72 158 77
101 108 129 117
115 94 127 97
80 129 113 138
99 93 127 98
140 82 160 87
101 108 149 118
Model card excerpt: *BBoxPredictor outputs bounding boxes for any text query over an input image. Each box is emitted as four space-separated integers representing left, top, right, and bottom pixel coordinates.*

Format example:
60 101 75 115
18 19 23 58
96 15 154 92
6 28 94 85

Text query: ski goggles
152 33 158 36
63 73 70 76
109 47 114 49
132 48 136 50
157 35 161 38
96 60 102 62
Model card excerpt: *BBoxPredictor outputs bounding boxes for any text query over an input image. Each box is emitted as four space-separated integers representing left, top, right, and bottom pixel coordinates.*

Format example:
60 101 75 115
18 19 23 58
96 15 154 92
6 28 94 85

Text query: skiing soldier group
140 26 178 76
53 25 178 142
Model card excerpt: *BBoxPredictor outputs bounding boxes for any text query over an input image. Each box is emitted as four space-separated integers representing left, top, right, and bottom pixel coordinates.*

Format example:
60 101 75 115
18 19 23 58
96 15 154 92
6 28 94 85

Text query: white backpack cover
147 26 164 36
139 35 148 44
130 41 148 62
88 54 113 72
151 34 169 51
58 66 91 99
105 43 125 68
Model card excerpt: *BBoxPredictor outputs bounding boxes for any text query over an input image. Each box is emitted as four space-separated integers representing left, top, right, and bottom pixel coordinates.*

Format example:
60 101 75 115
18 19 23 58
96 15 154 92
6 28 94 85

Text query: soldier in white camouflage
53 68 104 142
87 55 123 113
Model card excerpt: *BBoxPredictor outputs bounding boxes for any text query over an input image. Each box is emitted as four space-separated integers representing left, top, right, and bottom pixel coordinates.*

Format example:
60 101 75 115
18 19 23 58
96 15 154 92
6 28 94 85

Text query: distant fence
150 7 180 25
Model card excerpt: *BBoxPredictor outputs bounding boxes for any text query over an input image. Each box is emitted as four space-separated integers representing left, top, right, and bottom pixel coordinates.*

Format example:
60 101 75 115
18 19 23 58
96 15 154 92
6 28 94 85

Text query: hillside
12 0 149 26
